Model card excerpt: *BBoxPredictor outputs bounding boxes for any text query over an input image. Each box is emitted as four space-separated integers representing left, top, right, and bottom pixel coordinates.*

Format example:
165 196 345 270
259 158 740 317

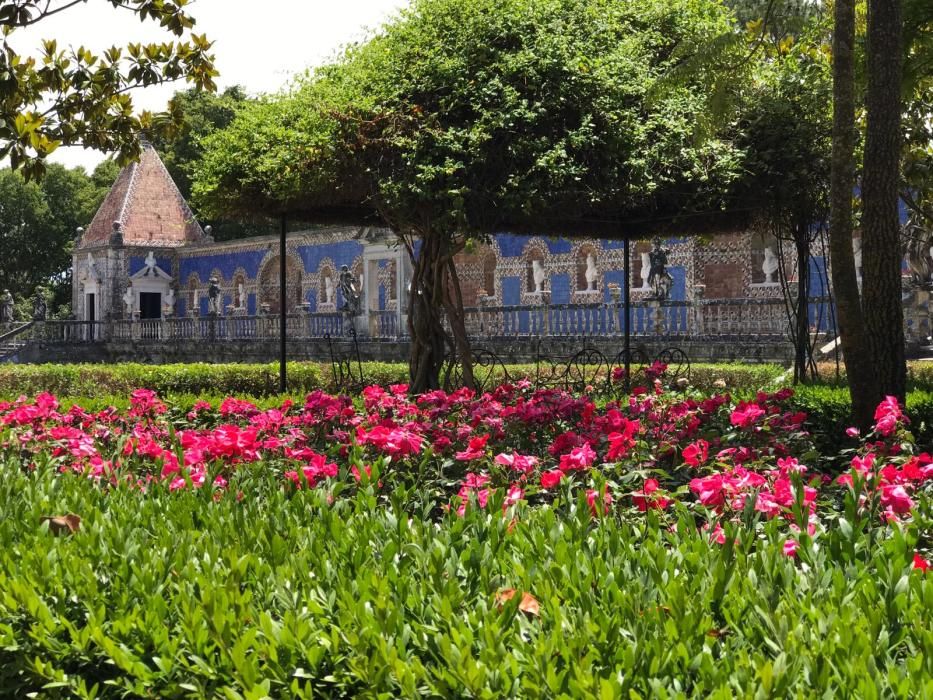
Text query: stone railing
11 296 825 345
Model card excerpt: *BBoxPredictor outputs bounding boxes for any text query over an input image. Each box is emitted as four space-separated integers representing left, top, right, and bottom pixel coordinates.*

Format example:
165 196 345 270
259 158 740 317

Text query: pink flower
540 470 564 489
783 539 799 558
455 434 490 461
631 478 671 512
846 426 860 438
705 522 726 545
730 402 766 429
682 439 709 467
879 484 915 515
503 484 524 510
606 419 640 460
586 488 612 517
494 452 539 474
689 474 726 508
559 443 596 471
913 553 930 573
873 395 904 436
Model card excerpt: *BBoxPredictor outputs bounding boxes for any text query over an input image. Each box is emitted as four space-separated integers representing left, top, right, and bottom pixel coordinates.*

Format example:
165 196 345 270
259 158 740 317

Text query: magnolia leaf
40 514 81 536
495 588 540 617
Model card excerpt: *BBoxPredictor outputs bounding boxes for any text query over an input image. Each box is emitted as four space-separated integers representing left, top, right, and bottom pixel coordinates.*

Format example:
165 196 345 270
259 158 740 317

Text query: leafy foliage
0 385 930 697
0 0 217 179
0 161 112 310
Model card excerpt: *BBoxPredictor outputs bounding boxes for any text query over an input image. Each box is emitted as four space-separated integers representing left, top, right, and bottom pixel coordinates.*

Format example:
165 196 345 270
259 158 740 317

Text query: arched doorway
258 255 304 314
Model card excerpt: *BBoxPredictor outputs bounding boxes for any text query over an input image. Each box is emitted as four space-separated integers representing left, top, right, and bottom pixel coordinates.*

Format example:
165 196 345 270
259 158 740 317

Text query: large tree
195 0 747 393
0 0 216 180
0 162 108 311
860 0 906 404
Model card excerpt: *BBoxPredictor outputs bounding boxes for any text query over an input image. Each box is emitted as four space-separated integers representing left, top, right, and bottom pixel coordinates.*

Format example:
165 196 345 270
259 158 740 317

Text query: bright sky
17 0 409 170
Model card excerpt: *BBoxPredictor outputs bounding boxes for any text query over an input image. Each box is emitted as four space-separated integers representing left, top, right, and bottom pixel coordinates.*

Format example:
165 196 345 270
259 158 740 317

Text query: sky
16 0 409 171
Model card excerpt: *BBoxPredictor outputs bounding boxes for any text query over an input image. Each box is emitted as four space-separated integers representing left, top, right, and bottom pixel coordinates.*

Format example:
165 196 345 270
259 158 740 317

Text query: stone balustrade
9 296 831 347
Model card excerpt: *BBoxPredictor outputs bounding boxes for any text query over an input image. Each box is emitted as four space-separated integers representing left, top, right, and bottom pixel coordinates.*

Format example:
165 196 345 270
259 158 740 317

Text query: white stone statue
192 287 200 315
164 288 175 316
122 285 135 315
584 253 598 292
237 282 246 308
85 253 99 282
144 251 158 271
324 275 334 304
762 246 779 284
532 260 545 293
640 252 652 290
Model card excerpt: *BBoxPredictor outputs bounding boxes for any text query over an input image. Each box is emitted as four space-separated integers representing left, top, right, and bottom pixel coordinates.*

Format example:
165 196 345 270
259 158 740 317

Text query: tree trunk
828 0 877 428
407 233 448 394
794 229 811 384
861 0 906 404
406 231 474 394
441 257 475 391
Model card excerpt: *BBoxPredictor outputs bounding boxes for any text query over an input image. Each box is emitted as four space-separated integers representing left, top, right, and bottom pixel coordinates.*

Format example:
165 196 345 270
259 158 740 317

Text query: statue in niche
0 289 13 324
192 287 200 316
640 252 652 290
32 290 47 321
338 265 362 317
123 285 135 316
85 252 99 282
163 288 175 317
324 275 335 305
584 253 598 292
532 259 545 293
647 238 673 301
207 276 222 315
762 246 779 284
236 282 246 308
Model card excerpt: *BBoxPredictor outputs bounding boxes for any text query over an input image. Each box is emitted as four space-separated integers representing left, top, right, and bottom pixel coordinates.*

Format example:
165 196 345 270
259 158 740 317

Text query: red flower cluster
1 381 929 568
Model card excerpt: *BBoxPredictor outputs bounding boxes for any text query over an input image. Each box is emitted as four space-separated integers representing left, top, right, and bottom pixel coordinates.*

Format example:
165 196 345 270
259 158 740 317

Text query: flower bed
0 381 930 696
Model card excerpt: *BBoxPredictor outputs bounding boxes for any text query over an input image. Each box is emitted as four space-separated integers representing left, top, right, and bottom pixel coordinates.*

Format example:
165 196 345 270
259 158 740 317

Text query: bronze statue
647 238 673 301
338 265 362 317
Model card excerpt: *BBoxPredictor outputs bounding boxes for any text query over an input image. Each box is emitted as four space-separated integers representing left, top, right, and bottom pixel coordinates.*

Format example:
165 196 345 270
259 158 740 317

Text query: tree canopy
0 0 216 180
193 0 753 236
0 161 112 313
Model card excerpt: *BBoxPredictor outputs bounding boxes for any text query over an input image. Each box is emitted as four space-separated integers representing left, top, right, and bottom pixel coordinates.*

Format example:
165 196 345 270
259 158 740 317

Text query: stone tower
72 143 211 323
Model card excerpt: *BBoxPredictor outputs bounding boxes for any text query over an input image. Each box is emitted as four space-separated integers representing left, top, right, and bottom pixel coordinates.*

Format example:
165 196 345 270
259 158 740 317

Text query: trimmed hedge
0 361 786 398
791 386 933 452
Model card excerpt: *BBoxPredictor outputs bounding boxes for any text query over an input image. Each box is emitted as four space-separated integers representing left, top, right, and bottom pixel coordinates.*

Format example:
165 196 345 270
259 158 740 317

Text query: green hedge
791 386 933 452
0 361 787 398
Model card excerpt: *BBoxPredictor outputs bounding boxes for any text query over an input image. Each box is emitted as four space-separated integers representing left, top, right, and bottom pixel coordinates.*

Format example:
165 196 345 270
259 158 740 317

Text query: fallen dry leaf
41 514 81 536
495 588 541 617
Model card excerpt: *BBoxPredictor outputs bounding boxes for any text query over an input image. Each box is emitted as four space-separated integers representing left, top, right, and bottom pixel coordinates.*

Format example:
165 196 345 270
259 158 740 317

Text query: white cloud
17 0 408 170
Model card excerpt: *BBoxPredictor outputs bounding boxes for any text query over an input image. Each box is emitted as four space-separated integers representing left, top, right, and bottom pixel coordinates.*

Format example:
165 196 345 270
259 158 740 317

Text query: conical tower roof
79 142 209 248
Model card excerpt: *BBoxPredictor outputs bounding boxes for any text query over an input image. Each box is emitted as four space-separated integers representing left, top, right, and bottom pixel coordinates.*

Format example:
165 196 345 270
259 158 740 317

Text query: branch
2 0 89 27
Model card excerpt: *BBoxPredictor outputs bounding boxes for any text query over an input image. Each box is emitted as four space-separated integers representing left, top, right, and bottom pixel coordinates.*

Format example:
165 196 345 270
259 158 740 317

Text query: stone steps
0 342 25 361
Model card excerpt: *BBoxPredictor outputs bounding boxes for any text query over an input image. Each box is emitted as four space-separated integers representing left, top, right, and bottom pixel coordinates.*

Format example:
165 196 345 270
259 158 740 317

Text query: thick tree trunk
406 231 474 394
829 0 877 428
861 0 906 404
407 233 447 394
441 257 475 391
794 230 810 384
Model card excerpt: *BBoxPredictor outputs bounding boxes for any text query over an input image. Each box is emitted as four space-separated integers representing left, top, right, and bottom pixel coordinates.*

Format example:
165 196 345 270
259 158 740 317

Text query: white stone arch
256 250 304 314
571 240 602 296
230 266 250 310
317 257 337 309
185 273 201 316
521 238 550 295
